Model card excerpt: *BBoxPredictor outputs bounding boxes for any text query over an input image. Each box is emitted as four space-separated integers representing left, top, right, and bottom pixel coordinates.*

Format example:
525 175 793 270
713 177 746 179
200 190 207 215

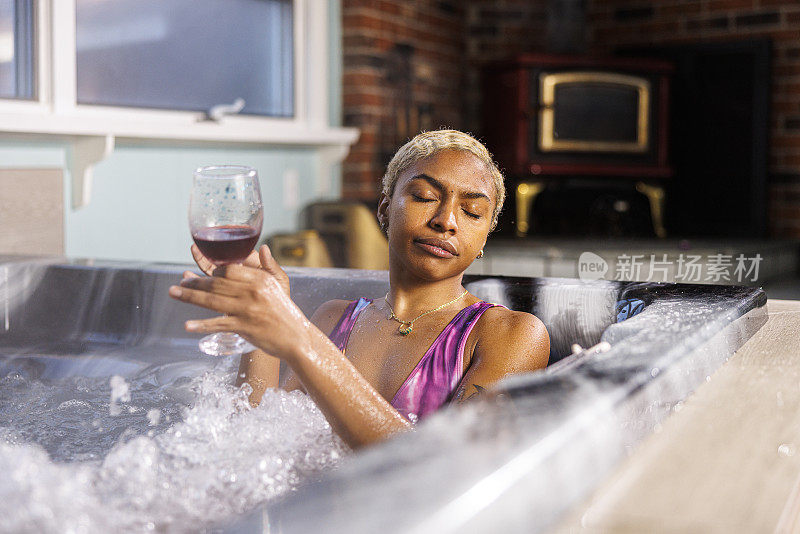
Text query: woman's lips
414 239 457 258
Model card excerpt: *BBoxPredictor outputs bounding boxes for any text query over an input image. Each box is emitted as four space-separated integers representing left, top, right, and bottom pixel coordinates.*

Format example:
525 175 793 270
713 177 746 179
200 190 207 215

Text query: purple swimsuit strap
327 297 500 423
328 297 373 354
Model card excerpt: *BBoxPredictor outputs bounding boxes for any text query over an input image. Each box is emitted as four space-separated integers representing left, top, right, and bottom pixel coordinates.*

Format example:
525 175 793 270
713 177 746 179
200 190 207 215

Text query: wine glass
189 165 263 356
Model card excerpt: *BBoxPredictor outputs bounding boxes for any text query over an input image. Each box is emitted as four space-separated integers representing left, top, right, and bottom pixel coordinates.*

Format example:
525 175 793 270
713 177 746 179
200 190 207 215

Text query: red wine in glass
192 225 260 265
189 165 263 356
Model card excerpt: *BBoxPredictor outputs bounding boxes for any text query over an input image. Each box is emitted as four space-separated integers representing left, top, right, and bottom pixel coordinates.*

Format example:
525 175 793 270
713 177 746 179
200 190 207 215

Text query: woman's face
378 150 496 282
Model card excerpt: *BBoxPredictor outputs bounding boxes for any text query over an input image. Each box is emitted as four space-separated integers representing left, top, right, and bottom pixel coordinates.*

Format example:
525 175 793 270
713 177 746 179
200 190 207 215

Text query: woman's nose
429 202 458 233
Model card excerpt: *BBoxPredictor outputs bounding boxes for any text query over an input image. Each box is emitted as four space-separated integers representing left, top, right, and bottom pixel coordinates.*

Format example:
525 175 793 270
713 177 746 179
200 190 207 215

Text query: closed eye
463 209 481 219
412 194 436 202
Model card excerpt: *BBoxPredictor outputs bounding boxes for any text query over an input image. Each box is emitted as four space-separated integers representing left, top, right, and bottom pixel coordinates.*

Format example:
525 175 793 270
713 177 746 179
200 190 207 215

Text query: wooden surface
553 299 800 533
0 169 63 256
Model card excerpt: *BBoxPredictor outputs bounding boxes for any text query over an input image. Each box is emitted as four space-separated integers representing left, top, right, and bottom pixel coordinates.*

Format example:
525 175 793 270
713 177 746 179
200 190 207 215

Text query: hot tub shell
0 258 767 533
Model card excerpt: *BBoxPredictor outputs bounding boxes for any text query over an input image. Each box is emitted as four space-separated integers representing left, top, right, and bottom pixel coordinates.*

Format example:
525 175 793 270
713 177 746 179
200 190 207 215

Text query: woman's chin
404 258 469 281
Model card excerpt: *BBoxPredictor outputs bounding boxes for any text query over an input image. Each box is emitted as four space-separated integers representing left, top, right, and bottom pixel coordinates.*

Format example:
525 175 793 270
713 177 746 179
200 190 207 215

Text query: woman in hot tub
169 130 550 448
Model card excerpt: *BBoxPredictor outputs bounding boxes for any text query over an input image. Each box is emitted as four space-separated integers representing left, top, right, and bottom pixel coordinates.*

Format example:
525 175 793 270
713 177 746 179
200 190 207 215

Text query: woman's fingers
179 274 245 297
169 285 241 314
241 250 262 269
259 244 278 272
190 244 217 276
213 263 261 283
182 270 200 279
190 243 263 275
185 315 238 334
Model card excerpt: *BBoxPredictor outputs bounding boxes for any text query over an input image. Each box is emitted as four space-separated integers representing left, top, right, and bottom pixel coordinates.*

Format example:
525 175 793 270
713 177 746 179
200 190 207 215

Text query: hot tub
0 258 766 533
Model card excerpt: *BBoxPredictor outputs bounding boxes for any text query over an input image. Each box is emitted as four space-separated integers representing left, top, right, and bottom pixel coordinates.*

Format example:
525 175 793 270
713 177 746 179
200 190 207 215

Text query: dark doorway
622 40 771 238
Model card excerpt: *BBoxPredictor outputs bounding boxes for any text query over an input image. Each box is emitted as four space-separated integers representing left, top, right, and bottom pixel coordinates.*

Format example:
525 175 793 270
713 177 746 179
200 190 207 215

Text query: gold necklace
383 289 469 336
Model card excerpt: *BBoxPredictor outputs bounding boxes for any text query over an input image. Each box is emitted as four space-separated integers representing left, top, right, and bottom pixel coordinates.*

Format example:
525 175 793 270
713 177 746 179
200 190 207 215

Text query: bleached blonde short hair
382 129 506 230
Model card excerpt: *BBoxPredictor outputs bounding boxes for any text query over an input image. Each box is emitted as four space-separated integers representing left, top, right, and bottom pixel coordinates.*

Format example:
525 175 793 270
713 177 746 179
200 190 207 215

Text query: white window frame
0 0 358 207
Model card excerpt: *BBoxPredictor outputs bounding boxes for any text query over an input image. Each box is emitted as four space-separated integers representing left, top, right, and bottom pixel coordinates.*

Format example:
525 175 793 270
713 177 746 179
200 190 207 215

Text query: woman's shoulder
310 299 362 334
476 305 547 339
473 305 550 369
311 298 356 321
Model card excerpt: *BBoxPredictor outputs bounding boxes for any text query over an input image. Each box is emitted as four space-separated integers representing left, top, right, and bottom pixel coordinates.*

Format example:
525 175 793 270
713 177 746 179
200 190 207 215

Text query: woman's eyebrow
409 174 491 201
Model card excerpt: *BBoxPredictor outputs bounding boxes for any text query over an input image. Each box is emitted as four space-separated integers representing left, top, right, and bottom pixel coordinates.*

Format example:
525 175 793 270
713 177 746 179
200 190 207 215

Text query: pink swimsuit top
327 297 499 423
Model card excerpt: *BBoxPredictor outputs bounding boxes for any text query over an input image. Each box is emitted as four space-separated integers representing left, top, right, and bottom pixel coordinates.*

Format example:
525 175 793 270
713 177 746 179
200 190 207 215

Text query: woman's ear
377 193 390 231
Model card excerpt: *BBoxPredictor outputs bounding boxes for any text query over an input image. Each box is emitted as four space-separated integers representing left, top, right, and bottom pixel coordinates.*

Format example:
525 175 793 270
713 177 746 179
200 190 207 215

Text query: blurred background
0 0 798 295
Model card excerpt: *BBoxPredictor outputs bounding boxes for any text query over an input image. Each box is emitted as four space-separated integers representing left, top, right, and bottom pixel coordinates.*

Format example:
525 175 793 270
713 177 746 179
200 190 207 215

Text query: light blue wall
0 0 344 265
69 144 327 264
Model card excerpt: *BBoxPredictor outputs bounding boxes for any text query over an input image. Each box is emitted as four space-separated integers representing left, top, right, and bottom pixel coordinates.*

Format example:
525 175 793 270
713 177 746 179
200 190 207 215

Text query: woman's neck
386 270 467 317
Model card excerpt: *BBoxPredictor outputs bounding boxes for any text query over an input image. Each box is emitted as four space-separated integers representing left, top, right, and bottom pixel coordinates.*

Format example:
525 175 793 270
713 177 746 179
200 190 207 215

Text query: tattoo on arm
456 384 486 403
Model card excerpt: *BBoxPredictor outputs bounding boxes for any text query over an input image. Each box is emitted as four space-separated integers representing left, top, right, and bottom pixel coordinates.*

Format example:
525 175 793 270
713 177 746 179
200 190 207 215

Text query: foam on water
0 358 349 532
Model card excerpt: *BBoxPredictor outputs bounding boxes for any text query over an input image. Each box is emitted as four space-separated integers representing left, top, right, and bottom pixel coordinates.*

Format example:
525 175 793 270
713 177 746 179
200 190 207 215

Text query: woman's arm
235 301 350 405
170 249 411 448
187 244 289 406
235 349 281 405
280 299 351 393
452 309 550 403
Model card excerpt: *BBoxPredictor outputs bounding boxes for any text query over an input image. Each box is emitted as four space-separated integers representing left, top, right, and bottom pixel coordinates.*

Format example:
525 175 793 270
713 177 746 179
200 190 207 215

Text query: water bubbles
0 361 349 532
650 367 660 378
778 443 796 457
109 375 131 416
57 399 90 410
146 409 161 426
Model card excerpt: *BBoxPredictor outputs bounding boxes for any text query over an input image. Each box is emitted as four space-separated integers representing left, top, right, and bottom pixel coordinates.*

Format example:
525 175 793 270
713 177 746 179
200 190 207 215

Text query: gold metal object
384 289 469 336
516 181 546 237
268 230 333 267
306 201 390 270
635 182 667 238
539 71 650 153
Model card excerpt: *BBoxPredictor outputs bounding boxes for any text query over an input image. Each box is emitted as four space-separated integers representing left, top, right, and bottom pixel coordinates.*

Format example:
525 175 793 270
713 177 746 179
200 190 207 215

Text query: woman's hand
188 244 290 297
171 245 302 359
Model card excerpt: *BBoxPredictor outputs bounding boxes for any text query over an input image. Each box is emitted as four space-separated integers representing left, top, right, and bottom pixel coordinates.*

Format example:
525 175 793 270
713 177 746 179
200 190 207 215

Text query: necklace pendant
398 324 412 336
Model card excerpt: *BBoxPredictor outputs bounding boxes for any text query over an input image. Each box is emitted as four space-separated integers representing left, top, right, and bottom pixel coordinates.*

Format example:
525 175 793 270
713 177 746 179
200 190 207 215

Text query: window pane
76 0 293 117
0 0 35 100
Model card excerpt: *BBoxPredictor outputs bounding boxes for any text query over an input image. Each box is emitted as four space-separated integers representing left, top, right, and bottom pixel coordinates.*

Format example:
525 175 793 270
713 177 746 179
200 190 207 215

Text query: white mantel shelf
0 115 360 147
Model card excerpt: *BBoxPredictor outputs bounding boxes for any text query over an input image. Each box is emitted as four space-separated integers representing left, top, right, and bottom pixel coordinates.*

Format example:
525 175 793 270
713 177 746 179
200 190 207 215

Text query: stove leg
516 181 546 237
635 182 667 238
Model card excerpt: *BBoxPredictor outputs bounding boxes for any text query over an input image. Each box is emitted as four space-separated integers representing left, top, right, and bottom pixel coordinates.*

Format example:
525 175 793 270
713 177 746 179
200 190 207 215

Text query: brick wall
463 1 550 133
341 0 800 238
585 0 800 237
341 0 547 201
341 0 466 201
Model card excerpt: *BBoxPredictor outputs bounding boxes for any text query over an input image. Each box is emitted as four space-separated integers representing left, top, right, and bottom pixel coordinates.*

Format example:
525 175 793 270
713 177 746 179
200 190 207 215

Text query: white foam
0 363 349 532
108 375 131 416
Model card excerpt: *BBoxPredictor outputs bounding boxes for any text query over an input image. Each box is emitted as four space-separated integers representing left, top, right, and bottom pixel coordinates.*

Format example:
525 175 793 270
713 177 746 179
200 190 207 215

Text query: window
0 0 35 100
0 0 357 208
0 0 354 144
75 0 293 117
